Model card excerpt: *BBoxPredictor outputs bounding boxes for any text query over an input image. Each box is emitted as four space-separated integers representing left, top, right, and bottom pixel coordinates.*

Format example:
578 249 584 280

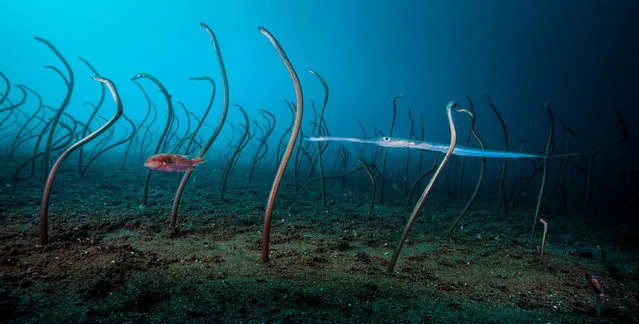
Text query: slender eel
388 101 462 274
220 104 249 200
184 76 216 155
0 72 10 106
34 37 75 180
77 57 105 174
307 68 329 206
260 26 304 263
81 113 136 177
40 76 122 245
171 22 229 230
9 85 42 161
531 103 555 238
359 160 376 221
132 73 174 206
380 93 404 203
485 94 509 218
0 84 27 114
583 107 629 217
447 107 486 237
122 79 152 169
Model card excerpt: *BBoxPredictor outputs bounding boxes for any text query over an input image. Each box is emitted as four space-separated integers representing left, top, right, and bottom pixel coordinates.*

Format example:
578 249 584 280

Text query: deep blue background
2 0 637 171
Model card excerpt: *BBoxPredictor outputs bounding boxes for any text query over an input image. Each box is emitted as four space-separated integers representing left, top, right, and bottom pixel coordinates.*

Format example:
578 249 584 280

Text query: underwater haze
1 0 638 322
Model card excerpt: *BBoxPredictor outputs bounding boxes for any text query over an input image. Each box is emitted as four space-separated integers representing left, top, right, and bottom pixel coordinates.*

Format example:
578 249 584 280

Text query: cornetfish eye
383 136 391 141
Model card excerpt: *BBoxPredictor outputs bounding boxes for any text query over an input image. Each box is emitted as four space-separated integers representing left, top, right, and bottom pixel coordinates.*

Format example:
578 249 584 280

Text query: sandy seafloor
0 162 637 323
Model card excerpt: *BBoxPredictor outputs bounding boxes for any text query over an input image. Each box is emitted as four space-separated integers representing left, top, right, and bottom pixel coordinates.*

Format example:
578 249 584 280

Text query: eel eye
382 136 391 142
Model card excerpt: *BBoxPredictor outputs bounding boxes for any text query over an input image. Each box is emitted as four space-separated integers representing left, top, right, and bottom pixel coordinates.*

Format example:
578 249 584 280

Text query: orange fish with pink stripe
144 154 206 172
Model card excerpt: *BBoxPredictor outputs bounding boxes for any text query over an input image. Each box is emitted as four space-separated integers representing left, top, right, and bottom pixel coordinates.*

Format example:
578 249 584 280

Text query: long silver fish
306 136 575 159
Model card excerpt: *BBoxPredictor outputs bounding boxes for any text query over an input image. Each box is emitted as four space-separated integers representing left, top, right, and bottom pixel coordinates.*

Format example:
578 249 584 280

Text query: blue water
2 1 637 155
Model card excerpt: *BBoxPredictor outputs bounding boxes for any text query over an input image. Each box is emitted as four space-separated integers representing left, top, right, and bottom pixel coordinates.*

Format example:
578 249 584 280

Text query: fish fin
193 157 206 164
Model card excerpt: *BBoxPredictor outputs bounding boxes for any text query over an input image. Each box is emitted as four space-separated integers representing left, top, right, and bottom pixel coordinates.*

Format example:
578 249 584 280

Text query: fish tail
193 157 207 165
544 153 582 159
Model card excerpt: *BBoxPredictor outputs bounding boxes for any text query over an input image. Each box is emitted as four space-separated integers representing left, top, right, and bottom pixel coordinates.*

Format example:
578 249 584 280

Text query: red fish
144 154 205 172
